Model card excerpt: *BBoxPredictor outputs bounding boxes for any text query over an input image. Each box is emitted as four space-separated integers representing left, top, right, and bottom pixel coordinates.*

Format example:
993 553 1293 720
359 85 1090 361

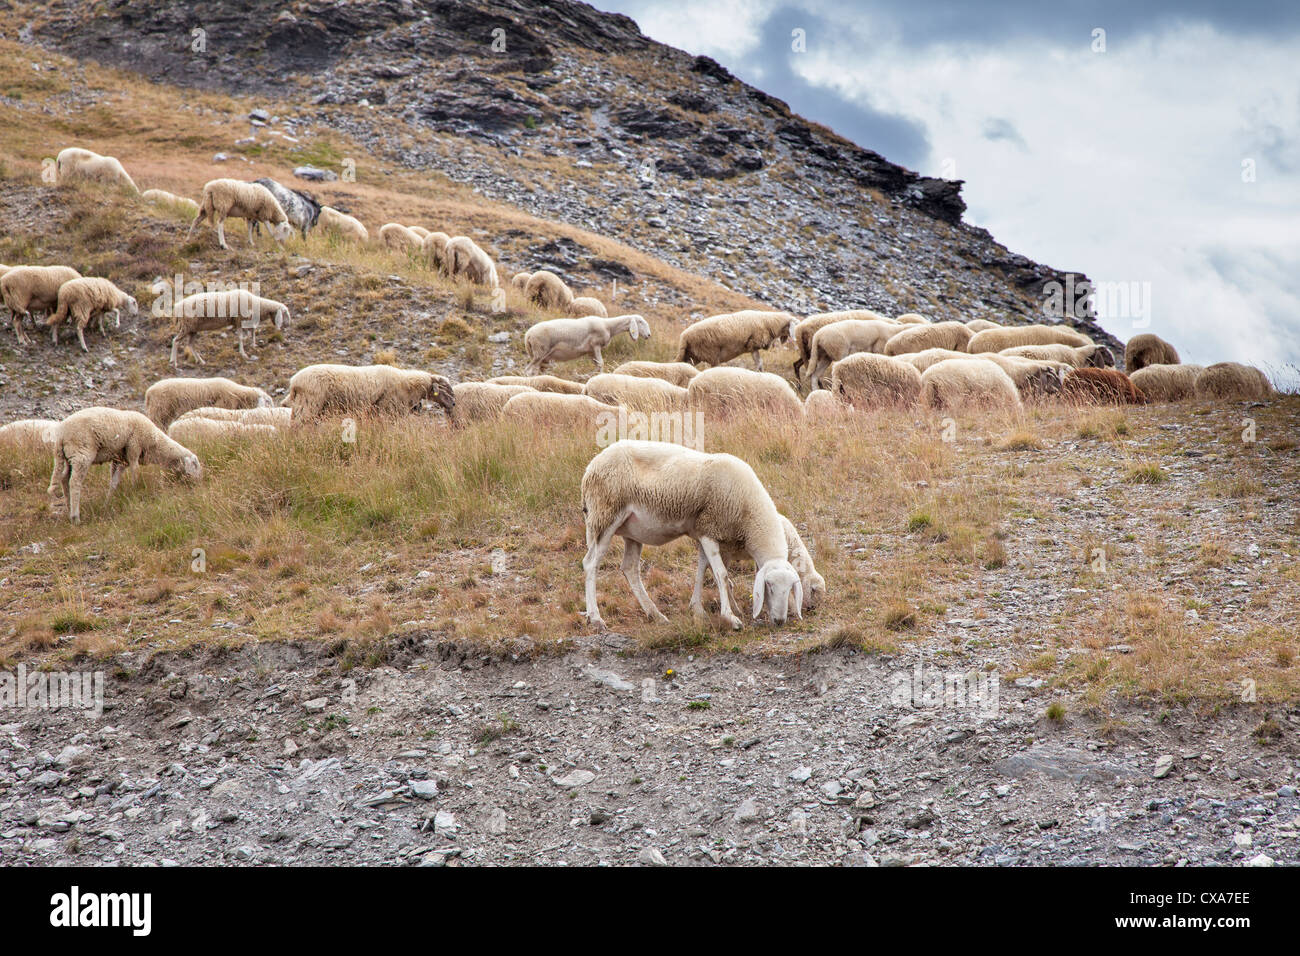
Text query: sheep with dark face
252 178 322 240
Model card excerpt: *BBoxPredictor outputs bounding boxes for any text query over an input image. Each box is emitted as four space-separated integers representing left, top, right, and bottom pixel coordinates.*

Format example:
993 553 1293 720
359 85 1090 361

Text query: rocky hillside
25 0 1119 350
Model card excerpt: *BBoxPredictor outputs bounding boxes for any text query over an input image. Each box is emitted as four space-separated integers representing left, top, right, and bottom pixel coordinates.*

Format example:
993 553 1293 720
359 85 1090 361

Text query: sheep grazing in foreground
803 388 849 420
167 417 278 444
967 324 1093 353
883 321 974 357
186 179 292 249
525 270 574 310
59 151 138 193
1001 343 1114 368
141 188 199 217
807 318 901 390
675 310 798 370
0 418 58 449
175 405 291 427
686 366 804 419
1061 368 1148 405
1 265 82 346
500 392 619 428
318 206 369 243
47 277 138 351
977 353 1068 399
717 514 826 615
407 226 432 240
451 382 536 425
791 309 893 383
611 361 700 388
580 440 803 630
380 223 424 254
1194 362 1275 401
965 319 1002 333
583 373 688 412
169 289 290 366
445 236 500 288
919 359 1023 411
486 374 585 395
145 377 274 428
1129 364 1204 403
55 147 98 182
423 232 452 271
830 353 923 408
524 314 651 374
1124 333 1181 373
509 271 532 293
568 296 608 318
283 364 455 424
253 177 321 239
46 408 202 524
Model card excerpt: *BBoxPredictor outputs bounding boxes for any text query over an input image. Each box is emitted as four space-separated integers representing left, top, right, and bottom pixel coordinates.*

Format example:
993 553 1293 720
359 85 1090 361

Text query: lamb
883 321 974 356
444 236 499 288
830 353 923 407
186 179 292 249
807 318 901 389
451 382 536 425
1061 368 1148 405
686 366 804 419
524 314 651 374
60 152 138 193
1 265 81 346
169 289 290 365
500 392 619 428
0 418 58 449
1194 362 1275 401
792 309 893 383
46 277 138 352
919 359 1023 411
582 373 688 412
485 374 585 394
380 223 424 254
580 440 803 630
145 376 274 428
141 188 199 217
967 324 1093 353
46 408 202 523
1001 343 1114 368
976 353 1067 398
168 417 278 444
422 232 452 270
524 270 574 310
318 206 369 243
716 514 826 615
175 405 291 427
1128 364 1204 403
610 361 699 388
568 296 609 318
1124 333 1181 373
675 310 798 370
509 271 532 293
965 319 1002 333
283 364 455 424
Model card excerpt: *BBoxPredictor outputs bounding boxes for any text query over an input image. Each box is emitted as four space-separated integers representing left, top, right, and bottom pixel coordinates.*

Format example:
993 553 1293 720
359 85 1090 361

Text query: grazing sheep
500 392 619 428
318 206 368 243
284 364 455 424
686 366 804 419
977 353 1067 398
580 440 803 630
1 265 82 346
169 289 290 366
486 374 585 395
380 222 424 254
186 179 292 249
894 313 929 324
145 377 274 428
445 236 500 288
61 153 138 193
900 348 974 372
524 270 574 310
965 319 1002 333
1194 362 1275 401
1001 343 1114 368
0 418 58 450
1061 368 1148 405
676 310 798 370
451 382 536 425
804 388 849 420
176 405 291 427
422 232 452 270
830 353 923 407
47 277 138 351
509 271 532 293
883 321 974 357
716 514 826 615
1129 364 1204 403
46 408 202 523
568 296 609 318
407 226 431 240
55 147 98 182
250 180 320 239
967 324 1093 353
807 318 901 390
611 361 699 388
583 373 688 412
168 417 278 444
792 309 893 383
919 359 1023 411
141 188 199 217
524 314 651 374
1124 333 1181 373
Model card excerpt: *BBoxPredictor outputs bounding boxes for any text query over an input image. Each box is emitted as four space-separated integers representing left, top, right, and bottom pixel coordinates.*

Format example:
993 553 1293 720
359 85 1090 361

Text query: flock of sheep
0 143 1282 630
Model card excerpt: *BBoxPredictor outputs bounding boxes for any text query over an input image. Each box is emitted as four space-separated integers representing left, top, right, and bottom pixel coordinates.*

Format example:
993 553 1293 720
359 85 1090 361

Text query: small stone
554 769 596 789
410 780 438 800
1154 755 1175 778
734 798 763 823
303 698 328 713
589 808 611 826
789 766 812 784
484 807 508 834
1245 853 1274 867
637 847 669 866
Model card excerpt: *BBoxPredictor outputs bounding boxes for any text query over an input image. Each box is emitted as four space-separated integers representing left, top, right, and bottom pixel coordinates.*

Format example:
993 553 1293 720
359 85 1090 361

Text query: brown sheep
1061 368 1147 405
1124 333 1180 373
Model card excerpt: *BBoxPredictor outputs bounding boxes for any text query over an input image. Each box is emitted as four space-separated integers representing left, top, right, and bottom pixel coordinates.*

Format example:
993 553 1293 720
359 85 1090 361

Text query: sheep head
275 306 290 330
271 221 293 242
124 295 139 315
753 559 802 626
803 570 827 611
172 450 203 481
624 315 650 340
427 375 455 414
1087 345 1115 368
255 389 274 408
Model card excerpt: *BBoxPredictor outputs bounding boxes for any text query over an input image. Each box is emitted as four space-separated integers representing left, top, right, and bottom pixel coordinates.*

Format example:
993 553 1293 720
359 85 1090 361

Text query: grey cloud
981 117 1028 150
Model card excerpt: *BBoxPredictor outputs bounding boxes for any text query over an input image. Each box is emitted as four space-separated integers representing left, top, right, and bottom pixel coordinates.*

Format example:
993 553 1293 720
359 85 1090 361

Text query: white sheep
186 179 292 249
675 310 798 370
423 231 452 270
611 361 700 388
141 188 199 217
792 309 893 383
894 312 929 324
829 353 923 407
976 353 1068 398
55 147 98 182
485 374 586 394
380 223 424 254
318 206 369 243
1194 362 1275 401
445 236 499 288
686 366 804 419
175 405 291 427
1128 364 1203 403
1000 343 1114 368
500 392 620 428
804 388 849 420
899 347 973 372
582 373 688 412
47 277 138 351
284 364 455 424
47 408 202 523
451 382 536 425
407 226 431 240
581 440 802 630
715 514 826 615
965 319 1002 333
168 417 278 444
967 324 1093 353
568 296 608 318
524 270 574 310
509 271 532 293
145 376 275 427
524 314 651 374
1 265 82 346
169 289 290 365
0 418 58 449
59 152 138 193
883 321 973 356
807 318 900 390
919 359 1022 411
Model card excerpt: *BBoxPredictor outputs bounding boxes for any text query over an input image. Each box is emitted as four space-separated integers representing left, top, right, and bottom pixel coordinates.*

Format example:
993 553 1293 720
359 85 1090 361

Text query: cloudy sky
593 1 1300 377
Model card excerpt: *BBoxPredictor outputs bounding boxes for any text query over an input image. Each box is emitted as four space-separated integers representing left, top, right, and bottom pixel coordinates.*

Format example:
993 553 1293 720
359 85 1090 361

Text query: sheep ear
751 566 767 619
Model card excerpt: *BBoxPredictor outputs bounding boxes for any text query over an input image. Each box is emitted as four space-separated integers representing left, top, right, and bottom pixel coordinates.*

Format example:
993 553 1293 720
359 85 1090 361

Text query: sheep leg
216 219 229 250
592 345 604 372
690 547 709 618
48 314 59 346
170 334 181 366
47 454 69 501
108 461 125 495
76 318 89 353
12 310 30 347
752 348 764 371
582 507 632 631
67 458 90 524
698 537 742 630
621 540 668 623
